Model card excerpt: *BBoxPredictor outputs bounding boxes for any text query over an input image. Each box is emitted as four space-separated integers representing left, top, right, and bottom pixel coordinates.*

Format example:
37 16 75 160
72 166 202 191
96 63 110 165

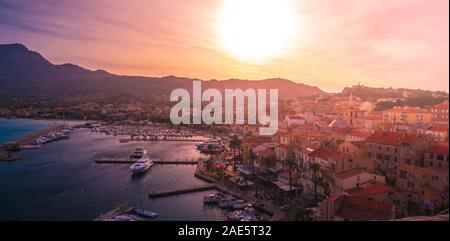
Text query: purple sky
0 0 448 92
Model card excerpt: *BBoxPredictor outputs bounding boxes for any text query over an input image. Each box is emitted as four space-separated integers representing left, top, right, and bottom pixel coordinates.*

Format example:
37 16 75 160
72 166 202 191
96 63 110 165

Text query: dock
95 158 200 165
14 125 66 145
94 158 134 164
94 202 134 221
148 184 216 198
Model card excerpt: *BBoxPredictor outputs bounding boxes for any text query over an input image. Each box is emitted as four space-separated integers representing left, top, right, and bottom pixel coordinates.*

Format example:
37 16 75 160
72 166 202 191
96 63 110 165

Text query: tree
294 206 314 221
249 149 258 196
229 135 241 170
229 135 239 157
263 155 277 170
283 154 296 192
309 162 321 203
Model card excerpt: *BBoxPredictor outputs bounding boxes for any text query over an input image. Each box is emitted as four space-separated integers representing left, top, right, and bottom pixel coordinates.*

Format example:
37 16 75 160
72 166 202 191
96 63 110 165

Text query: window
437 155 444 161
429 154 434 160
384 155 390 161
429 161 433 167
376 154 382 159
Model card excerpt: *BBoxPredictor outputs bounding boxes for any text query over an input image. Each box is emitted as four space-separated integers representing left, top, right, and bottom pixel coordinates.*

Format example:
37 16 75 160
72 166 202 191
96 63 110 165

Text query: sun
218 0 297 63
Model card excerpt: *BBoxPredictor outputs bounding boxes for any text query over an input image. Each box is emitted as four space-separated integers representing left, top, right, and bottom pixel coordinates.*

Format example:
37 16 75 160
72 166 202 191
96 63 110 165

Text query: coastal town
2 85 448 221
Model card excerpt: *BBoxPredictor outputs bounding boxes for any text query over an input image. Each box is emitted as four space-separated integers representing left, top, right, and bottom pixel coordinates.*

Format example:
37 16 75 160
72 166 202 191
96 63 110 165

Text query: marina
91 123 208 143
0 122 222 221
0 119 277 221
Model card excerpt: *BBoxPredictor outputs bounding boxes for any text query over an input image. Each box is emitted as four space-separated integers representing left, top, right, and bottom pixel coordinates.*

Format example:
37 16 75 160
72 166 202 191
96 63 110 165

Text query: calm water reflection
0 128 225 221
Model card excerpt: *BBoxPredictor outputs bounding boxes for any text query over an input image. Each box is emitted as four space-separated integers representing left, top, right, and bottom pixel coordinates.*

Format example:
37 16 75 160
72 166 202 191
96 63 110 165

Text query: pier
94 157 201 165
94 158 134 164
94 202 134 221
148 184 216 198
14 125 65 145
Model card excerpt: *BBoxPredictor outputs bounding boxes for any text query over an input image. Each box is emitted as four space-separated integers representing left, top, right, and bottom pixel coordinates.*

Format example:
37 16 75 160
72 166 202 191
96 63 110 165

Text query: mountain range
0 43 326 99
1 43 447 102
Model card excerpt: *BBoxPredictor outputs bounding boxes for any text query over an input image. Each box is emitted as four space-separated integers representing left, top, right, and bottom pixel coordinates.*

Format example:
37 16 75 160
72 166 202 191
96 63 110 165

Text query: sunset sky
0 0 448 92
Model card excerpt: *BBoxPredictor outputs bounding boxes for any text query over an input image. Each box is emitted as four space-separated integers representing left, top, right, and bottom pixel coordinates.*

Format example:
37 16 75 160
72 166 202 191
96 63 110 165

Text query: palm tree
229 135 241 170
309 162 321 203
229 135 239 157
248 149 258 196
263 155 277 170
284 154 296 192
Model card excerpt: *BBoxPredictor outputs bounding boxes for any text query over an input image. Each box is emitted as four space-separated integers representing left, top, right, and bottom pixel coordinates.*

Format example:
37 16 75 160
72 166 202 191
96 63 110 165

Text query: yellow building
383 107 432 125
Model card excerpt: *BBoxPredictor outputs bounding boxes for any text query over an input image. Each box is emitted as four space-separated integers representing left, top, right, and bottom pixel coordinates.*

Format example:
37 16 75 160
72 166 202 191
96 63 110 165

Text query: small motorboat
135 208 159 219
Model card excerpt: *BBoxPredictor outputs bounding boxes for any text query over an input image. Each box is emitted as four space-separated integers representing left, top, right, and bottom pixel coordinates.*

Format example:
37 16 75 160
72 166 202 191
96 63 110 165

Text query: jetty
94 158 134 164
94 202 134 221
14 125 65 145
95 157 201 165
148 184 216 198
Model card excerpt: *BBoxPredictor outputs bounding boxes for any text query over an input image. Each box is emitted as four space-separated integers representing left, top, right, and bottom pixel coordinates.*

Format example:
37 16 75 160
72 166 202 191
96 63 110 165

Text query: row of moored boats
203 193 264 221
29 127 74 145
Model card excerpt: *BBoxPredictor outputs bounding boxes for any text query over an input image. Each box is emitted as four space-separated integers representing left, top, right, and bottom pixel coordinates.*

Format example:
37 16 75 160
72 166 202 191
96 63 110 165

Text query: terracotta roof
349 141 366 150
308 146 335 160
367 131 421 145
336 205 391 221
344 196 394 213
432 101 449 110
427 145 449 155
345 186 364 195
346 131 372 138
351 182 394 197
385 107 430 113
335 168 365 179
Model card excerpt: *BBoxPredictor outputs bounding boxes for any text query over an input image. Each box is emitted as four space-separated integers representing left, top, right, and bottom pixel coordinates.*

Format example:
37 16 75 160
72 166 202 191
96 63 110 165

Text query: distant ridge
0 43 327 99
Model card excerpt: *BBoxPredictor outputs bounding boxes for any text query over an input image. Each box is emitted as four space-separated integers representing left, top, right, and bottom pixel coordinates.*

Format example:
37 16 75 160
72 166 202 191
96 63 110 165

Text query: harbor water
0 119 225 220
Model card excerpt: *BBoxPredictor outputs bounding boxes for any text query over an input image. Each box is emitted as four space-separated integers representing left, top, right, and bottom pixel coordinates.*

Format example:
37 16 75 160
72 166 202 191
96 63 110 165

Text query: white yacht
129 146 147 162
130 155 153 174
